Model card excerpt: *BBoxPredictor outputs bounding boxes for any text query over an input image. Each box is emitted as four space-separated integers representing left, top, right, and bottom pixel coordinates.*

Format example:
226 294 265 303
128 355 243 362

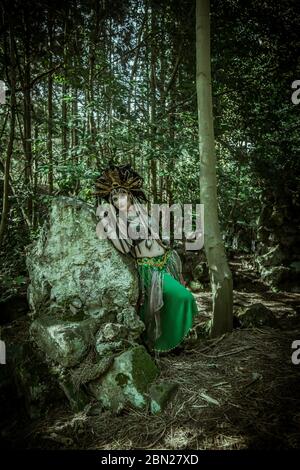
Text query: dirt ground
1 254 300 450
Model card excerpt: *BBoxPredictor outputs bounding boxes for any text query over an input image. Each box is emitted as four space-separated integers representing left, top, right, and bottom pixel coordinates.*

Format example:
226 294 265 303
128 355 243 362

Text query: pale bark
195 0 233 336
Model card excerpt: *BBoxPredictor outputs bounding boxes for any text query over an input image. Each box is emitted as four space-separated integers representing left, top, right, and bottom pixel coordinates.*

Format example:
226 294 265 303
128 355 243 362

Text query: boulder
23 196 153 412
149 381 179 415
29 316 96 368
25 196 139 320
236 303 278 328
88 345 159 414
116 306 145 339
95 340 126 356
17 196 178 416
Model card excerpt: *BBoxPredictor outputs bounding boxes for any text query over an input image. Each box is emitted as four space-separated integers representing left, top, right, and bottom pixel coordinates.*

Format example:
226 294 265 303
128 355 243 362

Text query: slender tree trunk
32 124 38 229
150 2 157 202
72 87 78 149
88 3 99 149
158 14 165 202
23 16 33 223
144 0 150 196
61 11 69 161
127 10 147 167
47 10 53 192
0 19 17 244
167 86 175 206
195 0 233 336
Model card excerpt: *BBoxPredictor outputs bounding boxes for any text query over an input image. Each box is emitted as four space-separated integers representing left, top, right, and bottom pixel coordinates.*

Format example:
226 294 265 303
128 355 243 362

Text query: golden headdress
92 163 148 203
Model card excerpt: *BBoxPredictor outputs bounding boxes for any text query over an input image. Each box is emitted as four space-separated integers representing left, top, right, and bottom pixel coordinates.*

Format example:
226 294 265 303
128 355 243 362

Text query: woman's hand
96 203 118 239
96 217 115 239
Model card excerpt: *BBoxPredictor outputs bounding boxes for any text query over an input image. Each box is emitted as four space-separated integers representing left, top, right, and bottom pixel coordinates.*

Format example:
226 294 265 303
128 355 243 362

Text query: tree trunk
0 19 17 245
88 3 99 148
47 10 54 193
23 16 33 223
61 11 69 161
195 0 233 336
150 2 157 203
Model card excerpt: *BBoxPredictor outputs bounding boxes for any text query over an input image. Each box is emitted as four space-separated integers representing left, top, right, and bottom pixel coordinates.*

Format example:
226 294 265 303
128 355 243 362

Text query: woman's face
111 190 131 212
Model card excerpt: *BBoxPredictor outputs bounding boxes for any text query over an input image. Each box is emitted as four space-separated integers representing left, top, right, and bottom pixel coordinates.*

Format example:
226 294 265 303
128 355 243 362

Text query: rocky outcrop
26 196 139 321
254 187 300 292
88 345 159 414
235 303 278 328
19 196 162 415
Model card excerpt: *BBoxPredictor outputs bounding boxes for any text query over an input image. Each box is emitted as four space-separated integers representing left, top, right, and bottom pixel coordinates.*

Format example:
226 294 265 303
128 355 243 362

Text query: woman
93 163 199 355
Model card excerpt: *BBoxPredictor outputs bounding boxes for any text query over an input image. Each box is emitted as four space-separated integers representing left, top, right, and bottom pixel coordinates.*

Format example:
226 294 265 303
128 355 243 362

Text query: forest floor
1 254 300 450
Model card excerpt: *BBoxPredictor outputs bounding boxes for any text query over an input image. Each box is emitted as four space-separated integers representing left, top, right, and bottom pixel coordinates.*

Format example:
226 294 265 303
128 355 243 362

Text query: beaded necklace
136 248 171 269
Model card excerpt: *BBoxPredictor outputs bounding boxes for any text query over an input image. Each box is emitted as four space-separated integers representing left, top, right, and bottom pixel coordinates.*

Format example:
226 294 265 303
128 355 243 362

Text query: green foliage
0 0 298 257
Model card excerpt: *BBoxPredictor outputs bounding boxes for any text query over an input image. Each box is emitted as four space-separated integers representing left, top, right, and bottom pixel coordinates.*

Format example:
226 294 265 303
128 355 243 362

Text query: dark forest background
0 0 299 267
0 0 300 451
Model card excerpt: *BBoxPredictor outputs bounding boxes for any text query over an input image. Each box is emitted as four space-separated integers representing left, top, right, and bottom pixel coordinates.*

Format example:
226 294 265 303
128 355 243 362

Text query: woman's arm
110 233 133 255
96 214 133 255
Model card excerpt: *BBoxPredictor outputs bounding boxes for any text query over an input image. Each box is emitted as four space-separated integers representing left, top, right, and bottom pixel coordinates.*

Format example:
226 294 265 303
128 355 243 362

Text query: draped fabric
97 193 198 352
136 248 192 352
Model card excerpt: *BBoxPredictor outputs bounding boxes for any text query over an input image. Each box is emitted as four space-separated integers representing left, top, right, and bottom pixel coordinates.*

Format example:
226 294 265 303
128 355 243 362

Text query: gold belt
136 249 171 269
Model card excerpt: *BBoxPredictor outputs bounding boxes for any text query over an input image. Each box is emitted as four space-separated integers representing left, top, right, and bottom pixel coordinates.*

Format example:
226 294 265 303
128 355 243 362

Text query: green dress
136 248 199 353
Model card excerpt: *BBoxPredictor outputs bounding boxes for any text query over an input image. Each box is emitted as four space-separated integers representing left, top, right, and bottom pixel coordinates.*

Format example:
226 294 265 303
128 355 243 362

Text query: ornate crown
92 163 147 202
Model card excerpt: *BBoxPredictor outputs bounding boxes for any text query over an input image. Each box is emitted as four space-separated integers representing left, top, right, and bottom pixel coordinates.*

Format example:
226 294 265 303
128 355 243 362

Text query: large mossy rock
25 196 145 354
29 316 96 367
88 345 159 414
22 196 157 413
25 196 139 320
